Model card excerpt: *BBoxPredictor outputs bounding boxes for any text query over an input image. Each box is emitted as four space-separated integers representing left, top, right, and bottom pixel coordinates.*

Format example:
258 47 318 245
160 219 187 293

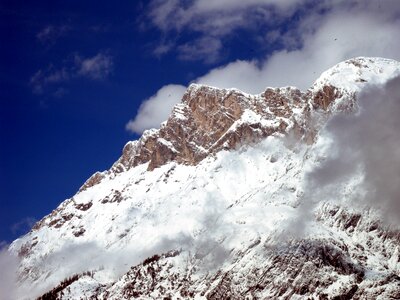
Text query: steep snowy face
8 57 400 300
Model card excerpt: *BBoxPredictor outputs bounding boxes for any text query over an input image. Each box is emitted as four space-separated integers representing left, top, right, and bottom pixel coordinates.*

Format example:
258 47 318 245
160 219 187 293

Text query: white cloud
126 84 187 134
75 53 113 80
129 1 400 133
197 60 263 93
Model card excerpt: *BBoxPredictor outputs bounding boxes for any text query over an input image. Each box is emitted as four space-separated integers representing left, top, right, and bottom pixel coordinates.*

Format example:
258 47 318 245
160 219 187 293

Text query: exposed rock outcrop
80 81 343 193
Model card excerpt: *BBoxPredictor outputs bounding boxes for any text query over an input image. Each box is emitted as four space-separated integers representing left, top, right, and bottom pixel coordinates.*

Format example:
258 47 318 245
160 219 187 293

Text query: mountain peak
81 57 400 191
10 57 400 299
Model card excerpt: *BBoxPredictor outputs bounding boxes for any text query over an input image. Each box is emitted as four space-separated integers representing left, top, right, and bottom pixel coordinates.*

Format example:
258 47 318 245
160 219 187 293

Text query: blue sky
1 0 400 243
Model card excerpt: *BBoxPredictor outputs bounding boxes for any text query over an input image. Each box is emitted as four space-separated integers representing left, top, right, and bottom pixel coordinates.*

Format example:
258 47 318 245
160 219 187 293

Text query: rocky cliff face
8 57 400 300
80 73 343 192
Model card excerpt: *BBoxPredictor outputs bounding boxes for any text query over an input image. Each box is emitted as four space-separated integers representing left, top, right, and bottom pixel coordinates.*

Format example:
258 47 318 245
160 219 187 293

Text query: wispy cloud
36 25 71 45
75 53 113 80
30 52 113 95
145 0 306 62
11 217 37 235
153 41 174 57
147 0 302 33
144 0 400 64
30 66 70 94
177 37 222 64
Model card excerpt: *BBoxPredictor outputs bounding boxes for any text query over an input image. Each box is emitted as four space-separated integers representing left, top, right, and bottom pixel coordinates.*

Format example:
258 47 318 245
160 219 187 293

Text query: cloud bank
310 75 400 224
0 244 19 300
127 0 400 134
286 75 400 238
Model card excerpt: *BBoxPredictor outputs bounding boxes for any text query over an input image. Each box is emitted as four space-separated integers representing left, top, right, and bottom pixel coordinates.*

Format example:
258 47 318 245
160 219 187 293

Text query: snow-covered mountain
7 57 400 299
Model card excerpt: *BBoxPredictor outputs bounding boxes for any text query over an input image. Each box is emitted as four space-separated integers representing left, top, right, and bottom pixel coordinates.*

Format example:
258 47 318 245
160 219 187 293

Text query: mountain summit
8 57 400 299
